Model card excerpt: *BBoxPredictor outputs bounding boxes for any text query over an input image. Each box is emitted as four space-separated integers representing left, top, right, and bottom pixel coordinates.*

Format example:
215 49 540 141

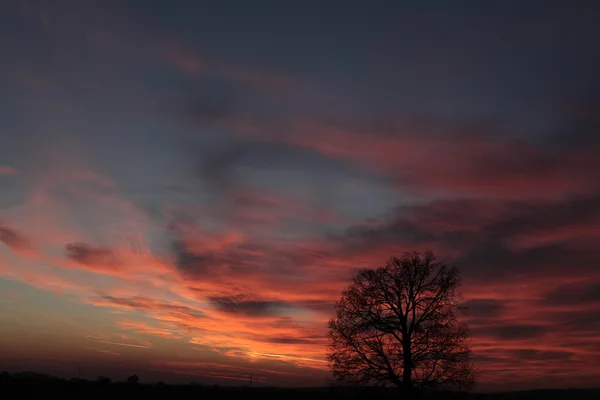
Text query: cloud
172 239 211 274
169 230 265 281
65 242 120 269
91 295 205 318
167 222 339 292
510 349 573 361
0 166 18 175
95 340 150 349
117 320 181 338
157 41 303 91
0 263 85 295
463 299 506 319
0 165 334 375
319 189 600 386
337 194 600 279
264 337 317 345
157 45 208 76
164 185 344 234
179 77 241 126
543 281 600 306
298 299 335 314
195 111 600 200
195 137 377 194
493 324 547 341
0 223 33 254
208 294 289 317
396 138 599 198
3 159 599 387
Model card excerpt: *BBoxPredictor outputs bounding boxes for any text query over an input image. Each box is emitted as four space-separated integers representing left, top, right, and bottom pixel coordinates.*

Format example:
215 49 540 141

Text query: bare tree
328 251 474 392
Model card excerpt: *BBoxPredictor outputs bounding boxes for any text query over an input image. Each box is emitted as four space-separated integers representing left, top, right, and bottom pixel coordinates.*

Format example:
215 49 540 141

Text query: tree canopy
328 251 474 391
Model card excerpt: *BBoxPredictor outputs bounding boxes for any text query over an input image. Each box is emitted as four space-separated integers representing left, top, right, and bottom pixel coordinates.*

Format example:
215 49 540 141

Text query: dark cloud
174 70 388 201
264 337 316 345
338 194 600 279
510 349 573 361
463 299 506 319
495 324 547 340
456 242 600 279
172 239 212 273
208 294 289 317
182 77 241 126
0 223 30 252
472 324 546 341
265 337 313 344
297 299 334 314
65 242 119 267
551 97 600 150
471 353 508 364
168 228 331 285
543 280 600 306
196 138 379 192
554 310 600 333
488 196 600 238
473 348 574 365
269 317 302 329
169 238 263 280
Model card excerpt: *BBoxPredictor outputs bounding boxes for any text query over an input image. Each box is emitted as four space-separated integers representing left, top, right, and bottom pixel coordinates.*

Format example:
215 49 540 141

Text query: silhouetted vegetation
96 376 112 385
0 370 598 400
328 252 474 392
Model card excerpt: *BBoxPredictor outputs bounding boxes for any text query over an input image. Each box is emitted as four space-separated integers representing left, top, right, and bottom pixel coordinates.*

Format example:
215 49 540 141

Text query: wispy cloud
0 166 18 175
156 41 304 91
0 223 34 255
96 340 150 349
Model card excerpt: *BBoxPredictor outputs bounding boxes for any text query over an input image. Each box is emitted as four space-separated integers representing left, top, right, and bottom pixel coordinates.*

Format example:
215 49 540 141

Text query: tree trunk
402 336 413 391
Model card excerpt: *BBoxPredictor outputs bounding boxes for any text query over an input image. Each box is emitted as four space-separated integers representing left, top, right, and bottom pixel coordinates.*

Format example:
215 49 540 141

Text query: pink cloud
218 116 599 199
156 41 303 91
1 154 599 388
506 217 600 251
0 166 18 175
0 223 35 256
157 44 208 75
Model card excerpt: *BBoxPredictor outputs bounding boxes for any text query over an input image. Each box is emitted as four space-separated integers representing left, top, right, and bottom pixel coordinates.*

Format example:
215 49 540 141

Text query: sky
1 0 600 391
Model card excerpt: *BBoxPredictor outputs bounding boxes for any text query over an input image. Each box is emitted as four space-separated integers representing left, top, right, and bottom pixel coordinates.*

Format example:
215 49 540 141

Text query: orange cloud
117 320 180 338
1 148 599 389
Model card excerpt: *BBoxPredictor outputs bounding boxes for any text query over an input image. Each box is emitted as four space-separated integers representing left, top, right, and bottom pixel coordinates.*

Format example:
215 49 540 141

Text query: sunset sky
1 0 600 391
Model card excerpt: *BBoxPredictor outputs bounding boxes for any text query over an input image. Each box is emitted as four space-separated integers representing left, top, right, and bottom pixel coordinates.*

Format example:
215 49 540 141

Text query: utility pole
249 374 252 388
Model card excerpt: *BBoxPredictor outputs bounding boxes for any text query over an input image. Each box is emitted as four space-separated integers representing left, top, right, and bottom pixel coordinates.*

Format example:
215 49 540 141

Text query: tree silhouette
328 251 474 392
96 376 112 384
0 371 10 383
126 374 139 385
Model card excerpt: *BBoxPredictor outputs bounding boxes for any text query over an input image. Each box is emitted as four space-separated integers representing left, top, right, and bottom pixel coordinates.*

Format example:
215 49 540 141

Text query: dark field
1 374 598 400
